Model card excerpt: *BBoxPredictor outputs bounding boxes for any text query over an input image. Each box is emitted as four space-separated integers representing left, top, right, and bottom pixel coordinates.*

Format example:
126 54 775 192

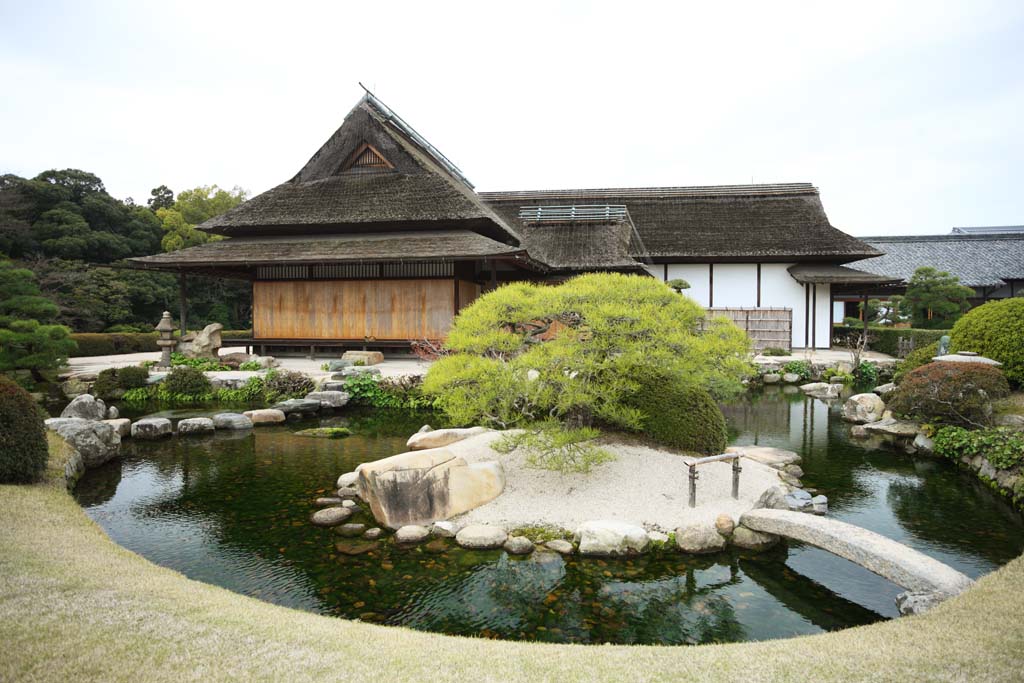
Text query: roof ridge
864 234 1024 242
479 183 818 200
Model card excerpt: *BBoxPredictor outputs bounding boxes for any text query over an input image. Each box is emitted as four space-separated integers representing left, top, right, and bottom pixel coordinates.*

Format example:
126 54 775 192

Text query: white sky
1 0 1022 236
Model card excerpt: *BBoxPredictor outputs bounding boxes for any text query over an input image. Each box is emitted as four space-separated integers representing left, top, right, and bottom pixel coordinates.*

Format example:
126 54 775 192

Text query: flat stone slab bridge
741 509 975 597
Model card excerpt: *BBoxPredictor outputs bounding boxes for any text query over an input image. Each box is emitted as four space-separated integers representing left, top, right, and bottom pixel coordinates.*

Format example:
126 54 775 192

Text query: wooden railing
687 453 742 508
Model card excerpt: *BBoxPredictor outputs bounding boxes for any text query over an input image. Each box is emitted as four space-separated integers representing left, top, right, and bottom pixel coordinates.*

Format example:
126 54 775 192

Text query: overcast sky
2 0 1022 236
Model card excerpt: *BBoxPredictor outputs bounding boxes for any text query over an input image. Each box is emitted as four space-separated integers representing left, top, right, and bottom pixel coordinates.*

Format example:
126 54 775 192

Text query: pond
74 390 1024 646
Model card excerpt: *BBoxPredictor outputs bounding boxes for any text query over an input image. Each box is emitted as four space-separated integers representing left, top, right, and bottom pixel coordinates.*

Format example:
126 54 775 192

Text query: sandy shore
445 431 783 533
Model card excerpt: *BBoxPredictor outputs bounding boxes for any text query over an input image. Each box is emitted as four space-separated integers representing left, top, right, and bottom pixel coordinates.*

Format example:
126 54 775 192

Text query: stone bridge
740 509 975 598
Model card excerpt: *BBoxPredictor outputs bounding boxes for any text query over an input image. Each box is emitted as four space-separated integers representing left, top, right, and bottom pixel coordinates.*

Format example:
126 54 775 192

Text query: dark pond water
74 390 1024 646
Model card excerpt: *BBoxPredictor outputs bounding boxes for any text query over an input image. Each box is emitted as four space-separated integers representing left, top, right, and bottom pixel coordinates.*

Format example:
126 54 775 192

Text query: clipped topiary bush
91 368 120 400
888 361 1010 426
162 366 211 397
0 376 49 483
627 375 728 454
950 298 1024 386
894 341 939 384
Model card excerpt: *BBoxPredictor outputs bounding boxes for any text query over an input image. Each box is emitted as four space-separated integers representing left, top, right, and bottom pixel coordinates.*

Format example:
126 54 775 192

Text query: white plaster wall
668 264 711 307
758 263 807 347
642 264 662 279
815 283 833 349
711 264 759 307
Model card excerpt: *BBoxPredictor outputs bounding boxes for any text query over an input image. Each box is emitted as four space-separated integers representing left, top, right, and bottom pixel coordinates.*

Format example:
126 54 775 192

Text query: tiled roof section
857 235 1024 288
951 225 1024 235
482 184 879 261
787 263 901 285
127 231 524 269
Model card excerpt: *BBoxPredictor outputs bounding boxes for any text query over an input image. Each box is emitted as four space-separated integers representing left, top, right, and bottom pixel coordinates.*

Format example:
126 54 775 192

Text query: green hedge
69 329 254 357
832 325 948 357
950 298 1024 386
628 374 728 455
0 376 49 484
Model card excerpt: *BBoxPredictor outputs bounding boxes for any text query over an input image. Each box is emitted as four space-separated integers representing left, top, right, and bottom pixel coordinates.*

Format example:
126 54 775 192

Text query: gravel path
446 431 783 533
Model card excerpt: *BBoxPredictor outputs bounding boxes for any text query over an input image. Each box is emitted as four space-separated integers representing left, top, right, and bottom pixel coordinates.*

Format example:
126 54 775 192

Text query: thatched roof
482 184 879 262
787 263 900 285
128 231 525 271
855 234 1024 288
194 94 520 245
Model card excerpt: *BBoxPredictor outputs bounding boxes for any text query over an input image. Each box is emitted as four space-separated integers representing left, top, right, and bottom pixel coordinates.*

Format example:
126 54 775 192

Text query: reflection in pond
75 397 1024 644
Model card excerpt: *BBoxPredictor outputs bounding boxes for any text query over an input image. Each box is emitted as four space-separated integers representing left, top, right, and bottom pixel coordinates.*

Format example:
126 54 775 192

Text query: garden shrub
423 274 752 430
162 366 211 398
0 376 49 484
69 332 158 357
626 375 728 454
821 368 854 384
832 325 947 358
170 352 229 372
888 362 1010 426
91 368 120 400
950 298 1024 386
238 360 262 371
761 347 789 356
492 421 613 473
854 361 878 385
116 365 150 390
782 360 811 380
341 374 434 409
933 426 1024 470
264 370 314 402
894 341 939 383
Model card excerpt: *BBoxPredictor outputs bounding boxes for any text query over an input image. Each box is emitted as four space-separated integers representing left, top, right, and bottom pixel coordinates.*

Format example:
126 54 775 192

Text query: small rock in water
850 425 869 438
336 486 359 499
784 494 813 512
335 539 378 556
342 500 357 508
417 424 433 433
782 373 801 384
731 526 780 551
503 536 534 555
363 528 384 540
311 507 352 527
754 485 791 510
395 525 430 544
811 495 829 515
762 373 781 384
212 413 253 430
335 523 367 537
676 523 727 554
431 521 458 538
715 514 736 536
456 524 507 550
131 417 173 440
648 531 670 544
337 472 359 488
545 539 574 555
106 405 119 420
315 497 343 507
295 427 351 439
243 408 286 425
896 590 946 616
177 417 215 436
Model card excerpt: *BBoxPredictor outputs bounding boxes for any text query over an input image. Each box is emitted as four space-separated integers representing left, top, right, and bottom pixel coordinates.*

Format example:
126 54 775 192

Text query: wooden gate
705 307 792 352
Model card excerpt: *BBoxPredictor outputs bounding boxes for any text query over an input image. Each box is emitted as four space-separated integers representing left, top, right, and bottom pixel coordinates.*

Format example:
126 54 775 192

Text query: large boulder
842 393 886 424
60 394 107 421
341 350 383 366
177 417 215 436
800 382 842 399
305 391 350 409
243 408 286 425
863 418 920 438
131 417 173 440
271 398 322 416
212 413 254 430
177 322 223 359
406 426 490 451
45 418 121 469
575 520 650 556
356 447 505 529
102 418 132 438
676 522 727 554
455 524 507 549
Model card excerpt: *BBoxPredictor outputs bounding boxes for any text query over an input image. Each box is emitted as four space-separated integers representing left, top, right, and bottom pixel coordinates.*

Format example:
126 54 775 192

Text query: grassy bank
2 443 1024 681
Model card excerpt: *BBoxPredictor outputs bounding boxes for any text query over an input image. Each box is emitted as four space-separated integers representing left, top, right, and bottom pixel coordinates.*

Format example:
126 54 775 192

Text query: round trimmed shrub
894 341 939 384
0 376 49 483
888 361 1010 426
116 365 150 390
628 375 728 454
91 368 120 400
950 298 1024 386
162 366 211 397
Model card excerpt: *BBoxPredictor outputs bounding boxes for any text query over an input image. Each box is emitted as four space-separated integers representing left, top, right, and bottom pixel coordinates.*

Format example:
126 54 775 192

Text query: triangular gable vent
339 142 394 173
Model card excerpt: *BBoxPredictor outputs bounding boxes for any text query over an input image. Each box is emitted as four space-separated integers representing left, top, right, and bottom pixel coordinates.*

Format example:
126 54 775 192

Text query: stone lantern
155 311 177 369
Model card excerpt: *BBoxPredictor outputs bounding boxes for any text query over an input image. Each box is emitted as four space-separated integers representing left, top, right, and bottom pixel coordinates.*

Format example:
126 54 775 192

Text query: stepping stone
335 540 379 556
177 417 214 436
545 539 574 555
212 413 253 430
311 507 352 527
131 417 172 440
243 408 286 425
315 497 343 507
335 523 367 538
503 536 534 555
395 525 430 544
455 524 507 550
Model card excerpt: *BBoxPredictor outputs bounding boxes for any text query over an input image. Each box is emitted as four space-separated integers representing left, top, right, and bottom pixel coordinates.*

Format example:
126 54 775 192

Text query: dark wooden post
489 260 497 291
178 272 188 335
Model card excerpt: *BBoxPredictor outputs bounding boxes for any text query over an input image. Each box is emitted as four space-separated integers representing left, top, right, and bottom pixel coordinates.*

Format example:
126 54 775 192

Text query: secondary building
129 90 894 351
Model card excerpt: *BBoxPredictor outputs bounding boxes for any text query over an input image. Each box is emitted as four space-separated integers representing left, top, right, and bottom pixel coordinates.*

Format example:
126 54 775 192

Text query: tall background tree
903 267 974 329
0 258 76 380
0 171 252 332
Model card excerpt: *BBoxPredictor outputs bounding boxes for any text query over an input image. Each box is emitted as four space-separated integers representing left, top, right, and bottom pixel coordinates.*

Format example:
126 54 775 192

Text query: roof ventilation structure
340 142 394 173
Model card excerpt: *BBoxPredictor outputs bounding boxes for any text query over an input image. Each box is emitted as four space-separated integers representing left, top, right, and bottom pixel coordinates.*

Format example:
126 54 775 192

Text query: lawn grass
3 440 1024 681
